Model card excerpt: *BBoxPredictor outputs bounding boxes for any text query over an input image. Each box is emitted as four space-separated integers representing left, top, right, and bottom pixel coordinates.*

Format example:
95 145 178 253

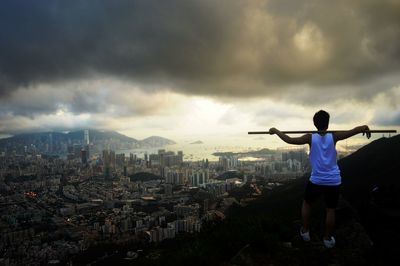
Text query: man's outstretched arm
333 125 371 143
269 128 311 145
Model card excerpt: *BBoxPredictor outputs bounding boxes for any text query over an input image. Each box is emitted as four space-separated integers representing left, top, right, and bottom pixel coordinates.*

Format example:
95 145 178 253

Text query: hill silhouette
339 134 400 264
0 129 137 146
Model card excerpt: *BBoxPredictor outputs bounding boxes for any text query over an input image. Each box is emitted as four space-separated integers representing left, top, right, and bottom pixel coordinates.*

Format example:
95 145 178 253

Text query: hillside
338 134 400 263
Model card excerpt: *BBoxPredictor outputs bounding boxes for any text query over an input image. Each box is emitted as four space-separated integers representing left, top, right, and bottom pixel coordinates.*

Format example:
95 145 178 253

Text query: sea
116 143 266 162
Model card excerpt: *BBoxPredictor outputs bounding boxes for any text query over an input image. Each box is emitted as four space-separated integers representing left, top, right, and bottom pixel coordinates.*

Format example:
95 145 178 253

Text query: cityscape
0 129 310 265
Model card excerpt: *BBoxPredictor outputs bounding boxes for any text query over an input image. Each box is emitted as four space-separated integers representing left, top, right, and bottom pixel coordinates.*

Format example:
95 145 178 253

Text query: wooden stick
248 130 397 135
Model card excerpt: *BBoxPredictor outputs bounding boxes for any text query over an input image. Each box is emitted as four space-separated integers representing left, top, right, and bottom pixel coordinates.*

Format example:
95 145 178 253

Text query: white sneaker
300 227 310 242
323 236 336 248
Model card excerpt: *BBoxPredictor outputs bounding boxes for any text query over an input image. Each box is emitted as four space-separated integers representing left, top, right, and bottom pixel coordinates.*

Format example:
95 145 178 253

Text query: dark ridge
338 135 400 262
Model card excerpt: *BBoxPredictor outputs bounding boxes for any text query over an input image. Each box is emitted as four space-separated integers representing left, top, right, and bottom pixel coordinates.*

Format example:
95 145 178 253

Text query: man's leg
324 208 335 239
324 184 340 240
301 200 312 232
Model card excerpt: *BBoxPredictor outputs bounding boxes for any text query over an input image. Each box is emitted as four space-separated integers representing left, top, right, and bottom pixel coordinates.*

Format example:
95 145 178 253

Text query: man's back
309 133 341 186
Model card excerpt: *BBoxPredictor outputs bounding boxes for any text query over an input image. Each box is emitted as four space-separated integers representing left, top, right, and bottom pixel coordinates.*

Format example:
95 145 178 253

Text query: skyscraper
177 151 183 164
84 129 90 145
81 150 87 164
84 144 90 160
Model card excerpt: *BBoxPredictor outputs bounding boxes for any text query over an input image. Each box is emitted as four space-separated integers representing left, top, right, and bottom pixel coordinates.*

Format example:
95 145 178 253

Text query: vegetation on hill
216 170 244 180
129 172 163 182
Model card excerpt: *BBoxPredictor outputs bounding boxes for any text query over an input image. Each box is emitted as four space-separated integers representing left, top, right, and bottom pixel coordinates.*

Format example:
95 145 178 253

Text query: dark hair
313 110 330 130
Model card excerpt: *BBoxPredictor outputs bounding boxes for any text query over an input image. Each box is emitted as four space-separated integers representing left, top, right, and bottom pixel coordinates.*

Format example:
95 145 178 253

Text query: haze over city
1 0 399 147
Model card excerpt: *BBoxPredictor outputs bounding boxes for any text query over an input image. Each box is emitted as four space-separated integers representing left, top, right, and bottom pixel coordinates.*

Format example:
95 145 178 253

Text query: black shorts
304 181 340 209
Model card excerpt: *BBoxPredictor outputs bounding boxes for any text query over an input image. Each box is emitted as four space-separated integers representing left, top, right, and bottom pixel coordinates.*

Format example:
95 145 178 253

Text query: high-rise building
129 153 136 165
84 144 90 161
177 151 183 164
73 144 82 158
103 150 111 178
189 169 209 187
219 156 239 171
116 153 125 166
123 166 127 177
81 150 87 164
84 129 90 145
109 150 116 168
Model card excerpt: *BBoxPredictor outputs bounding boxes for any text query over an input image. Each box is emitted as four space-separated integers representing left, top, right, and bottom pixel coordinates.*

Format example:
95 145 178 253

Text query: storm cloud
1 0 400 95
0 0 399 134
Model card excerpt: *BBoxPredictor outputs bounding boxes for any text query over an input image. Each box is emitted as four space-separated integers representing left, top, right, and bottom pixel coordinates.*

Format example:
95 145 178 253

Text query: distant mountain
137 136 176 147
69 129 137 143
190 140 203 144
0 130 176 154
0 129 137 145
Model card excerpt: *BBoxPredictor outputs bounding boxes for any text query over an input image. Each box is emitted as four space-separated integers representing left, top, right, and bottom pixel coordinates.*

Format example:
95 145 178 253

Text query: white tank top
309 133 341 185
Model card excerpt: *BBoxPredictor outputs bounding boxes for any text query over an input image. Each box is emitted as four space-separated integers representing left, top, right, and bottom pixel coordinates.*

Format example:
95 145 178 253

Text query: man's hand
269 127 279 135
361 125 371 139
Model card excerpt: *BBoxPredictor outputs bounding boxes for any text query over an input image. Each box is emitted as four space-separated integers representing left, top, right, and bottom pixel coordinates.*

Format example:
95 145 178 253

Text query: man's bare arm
333 125 371 143
269 128 311 145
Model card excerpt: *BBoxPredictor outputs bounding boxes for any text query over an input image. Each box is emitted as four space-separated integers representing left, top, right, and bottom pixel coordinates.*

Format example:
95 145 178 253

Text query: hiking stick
248 130 397 135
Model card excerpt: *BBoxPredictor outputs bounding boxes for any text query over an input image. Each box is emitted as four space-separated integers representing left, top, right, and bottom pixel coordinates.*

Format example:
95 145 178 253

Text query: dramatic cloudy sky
0 0 399 147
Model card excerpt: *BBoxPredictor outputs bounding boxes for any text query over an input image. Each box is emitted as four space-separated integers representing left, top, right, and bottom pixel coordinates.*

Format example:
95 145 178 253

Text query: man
269 110 370 248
